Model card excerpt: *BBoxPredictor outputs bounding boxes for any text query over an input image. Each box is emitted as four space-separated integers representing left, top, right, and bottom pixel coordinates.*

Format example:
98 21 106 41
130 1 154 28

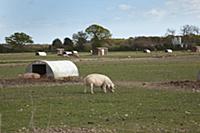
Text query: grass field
0 51 200 133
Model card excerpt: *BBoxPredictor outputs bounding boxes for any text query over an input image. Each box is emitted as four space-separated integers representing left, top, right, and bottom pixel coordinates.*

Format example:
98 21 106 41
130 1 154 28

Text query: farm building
63 51 73 56
172 36 183 47
26 60 79 79
35 52 47 56
63 51 79 57
57 48 65 55
96 47 108 56
191 46 200 52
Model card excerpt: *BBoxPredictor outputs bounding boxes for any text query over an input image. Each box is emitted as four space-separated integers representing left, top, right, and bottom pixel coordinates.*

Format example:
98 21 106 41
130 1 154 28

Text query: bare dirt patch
17 127 116 133
116 80 200 92
146 80 200 92
0 77 82 88
1 77 199 92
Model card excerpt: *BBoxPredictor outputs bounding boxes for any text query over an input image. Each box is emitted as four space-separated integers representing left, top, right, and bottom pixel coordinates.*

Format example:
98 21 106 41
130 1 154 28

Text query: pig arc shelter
26 60 79 79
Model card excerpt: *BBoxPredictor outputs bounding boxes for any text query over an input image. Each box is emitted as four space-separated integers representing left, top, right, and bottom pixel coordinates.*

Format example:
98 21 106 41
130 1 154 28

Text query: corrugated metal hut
35 52 47 56
165 49 173 53
57 48 65 55
143 49 151 53
26 60 79 79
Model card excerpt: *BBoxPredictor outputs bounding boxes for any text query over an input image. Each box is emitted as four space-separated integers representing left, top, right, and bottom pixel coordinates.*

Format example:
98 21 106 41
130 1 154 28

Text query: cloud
114 17 121 21
118 4 132 11
146 9 166 18
114 4 135 21
166 0 200 15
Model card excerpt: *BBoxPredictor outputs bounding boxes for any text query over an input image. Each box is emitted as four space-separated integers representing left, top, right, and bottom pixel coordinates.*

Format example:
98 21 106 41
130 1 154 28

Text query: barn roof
26 60 79 79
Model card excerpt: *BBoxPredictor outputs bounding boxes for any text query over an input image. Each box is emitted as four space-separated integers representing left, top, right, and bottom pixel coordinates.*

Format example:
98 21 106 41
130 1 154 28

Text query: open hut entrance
32 64 46 76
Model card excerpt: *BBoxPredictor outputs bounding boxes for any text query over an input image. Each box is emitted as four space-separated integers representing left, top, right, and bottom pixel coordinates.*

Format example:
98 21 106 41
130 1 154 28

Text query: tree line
1 24 200 53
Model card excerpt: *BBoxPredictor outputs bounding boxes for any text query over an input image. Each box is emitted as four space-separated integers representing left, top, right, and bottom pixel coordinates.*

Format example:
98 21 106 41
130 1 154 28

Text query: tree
5 32 33 46
85 24 111 54
181 25 200 36
193 26 200 35
52 38 62 48
72 31 88 51
63 37 73 50
166 28 176 36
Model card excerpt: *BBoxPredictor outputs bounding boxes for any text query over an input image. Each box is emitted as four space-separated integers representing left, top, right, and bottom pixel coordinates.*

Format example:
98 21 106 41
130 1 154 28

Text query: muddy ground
0 77 81 88
16 127 116 133
0 78 199 92
148 80 200 92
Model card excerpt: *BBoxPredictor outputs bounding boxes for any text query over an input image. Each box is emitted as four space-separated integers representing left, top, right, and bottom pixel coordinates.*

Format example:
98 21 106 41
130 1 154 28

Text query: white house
172 37 183 47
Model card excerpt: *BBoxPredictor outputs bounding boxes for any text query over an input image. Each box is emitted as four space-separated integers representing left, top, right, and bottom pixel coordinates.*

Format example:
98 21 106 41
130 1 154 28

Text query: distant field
0 51 199 81
0 51 199 63
0 51 200 133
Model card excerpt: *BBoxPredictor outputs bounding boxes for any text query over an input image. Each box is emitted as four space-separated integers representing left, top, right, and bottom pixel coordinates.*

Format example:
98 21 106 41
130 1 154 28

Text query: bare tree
193 26 200 35
166 28 176 36
181 25 200 35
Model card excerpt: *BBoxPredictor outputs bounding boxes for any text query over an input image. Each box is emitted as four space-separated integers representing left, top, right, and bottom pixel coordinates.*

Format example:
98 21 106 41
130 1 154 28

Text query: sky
0 0 200 44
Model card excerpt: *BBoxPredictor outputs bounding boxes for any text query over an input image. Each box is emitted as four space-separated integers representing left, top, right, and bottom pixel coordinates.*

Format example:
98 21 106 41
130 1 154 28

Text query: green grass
0 85 200 133
78 59 200 81
1 55 200 81
0 65 25 79
0 52 200 132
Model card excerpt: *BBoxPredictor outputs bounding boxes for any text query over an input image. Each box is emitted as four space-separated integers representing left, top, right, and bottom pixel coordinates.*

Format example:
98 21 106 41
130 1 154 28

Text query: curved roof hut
35 52 47 56
26 60 79 79
165 49 173 53
143 49 151 53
